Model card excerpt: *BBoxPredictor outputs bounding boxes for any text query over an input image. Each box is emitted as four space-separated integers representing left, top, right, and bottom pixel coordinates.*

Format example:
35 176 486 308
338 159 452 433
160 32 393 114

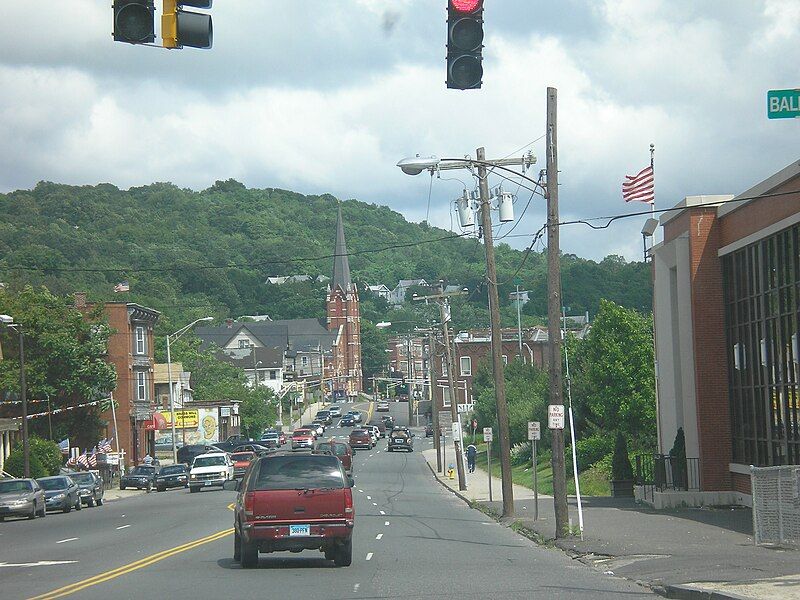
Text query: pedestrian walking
465 444 477 473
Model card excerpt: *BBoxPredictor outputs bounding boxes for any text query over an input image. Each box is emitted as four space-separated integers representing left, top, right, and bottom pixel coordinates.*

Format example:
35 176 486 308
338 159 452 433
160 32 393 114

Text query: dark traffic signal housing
113 0 156 44
162 0 213 49
446 0 484 89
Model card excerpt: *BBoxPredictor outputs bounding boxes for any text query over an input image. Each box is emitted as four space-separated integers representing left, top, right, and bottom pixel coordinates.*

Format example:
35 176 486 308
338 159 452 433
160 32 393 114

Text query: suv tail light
244 491 255 518
344 488 353 515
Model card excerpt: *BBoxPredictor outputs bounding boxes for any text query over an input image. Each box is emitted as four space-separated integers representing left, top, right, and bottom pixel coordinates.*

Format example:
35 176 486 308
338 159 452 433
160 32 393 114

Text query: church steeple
332 203 352 290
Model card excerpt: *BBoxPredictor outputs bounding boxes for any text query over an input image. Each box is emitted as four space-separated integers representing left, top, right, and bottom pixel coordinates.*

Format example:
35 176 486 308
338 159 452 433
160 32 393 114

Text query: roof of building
718 158 800 218
397 279 429 288
332 204 352 291
195 318 338 356
217 346 284 370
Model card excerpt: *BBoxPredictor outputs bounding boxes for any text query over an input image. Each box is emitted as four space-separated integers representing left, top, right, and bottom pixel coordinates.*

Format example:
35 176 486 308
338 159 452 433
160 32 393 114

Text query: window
460 356 472 376
269 370 277 380
301 356 309 367
135 326 145 354
238 339 251 349
442 387 452 407
137 371 147 402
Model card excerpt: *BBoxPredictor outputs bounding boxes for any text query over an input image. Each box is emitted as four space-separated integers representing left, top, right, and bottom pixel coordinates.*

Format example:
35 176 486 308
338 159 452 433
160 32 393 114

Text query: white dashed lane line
384 521 390 526
375 533 383 540
55 538 79 544
372 502 377 506
116 525 131 530
365 552 373 561
379 510 385 515
366 496 372 500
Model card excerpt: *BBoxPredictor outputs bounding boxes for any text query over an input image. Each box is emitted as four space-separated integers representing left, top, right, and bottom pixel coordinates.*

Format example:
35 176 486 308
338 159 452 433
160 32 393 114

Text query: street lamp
0 314 29 478
167 317 213 463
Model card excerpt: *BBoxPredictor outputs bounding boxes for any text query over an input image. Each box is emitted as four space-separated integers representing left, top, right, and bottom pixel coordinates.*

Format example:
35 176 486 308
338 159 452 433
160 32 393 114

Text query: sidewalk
423 437 800 600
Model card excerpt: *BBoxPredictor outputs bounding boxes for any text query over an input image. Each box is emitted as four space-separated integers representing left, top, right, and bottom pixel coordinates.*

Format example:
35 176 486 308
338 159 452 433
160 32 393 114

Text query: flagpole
648 142 663 455
649 143 656 214
110 391 119 454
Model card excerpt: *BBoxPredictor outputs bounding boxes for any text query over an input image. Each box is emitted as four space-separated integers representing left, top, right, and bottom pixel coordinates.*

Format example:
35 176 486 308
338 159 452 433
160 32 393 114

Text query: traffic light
162 0 213 49
113 0 156 45
446 0 484 89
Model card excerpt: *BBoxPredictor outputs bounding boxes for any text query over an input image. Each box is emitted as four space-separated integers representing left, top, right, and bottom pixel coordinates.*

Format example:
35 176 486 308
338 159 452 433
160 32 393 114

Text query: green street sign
767 89 800 119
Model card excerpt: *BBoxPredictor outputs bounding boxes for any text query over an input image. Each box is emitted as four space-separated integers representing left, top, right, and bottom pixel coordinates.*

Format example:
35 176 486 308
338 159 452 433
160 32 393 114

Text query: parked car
387 429 414 452
233 443 272 456
328 405 342 418
349 429 373 450
69 471 104 506
231 451 257 479
120 465 159 490
226 452 355 568
313 440 354 476
177 444 225 466
37 476 82 512
339 415 356 427
189 452 234 493
376 401 390 412
0 478 46 520
154 464 190 492
425 423 434 437
315 410 332 425
291 429 315 450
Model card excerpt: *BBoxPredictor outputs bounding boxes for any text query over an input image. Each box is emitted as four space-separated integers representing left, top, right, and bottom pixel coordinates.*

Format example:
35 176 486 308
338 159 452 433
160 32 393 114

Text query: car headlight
190 474 197 479
53 494 65 500
220 471 227 477
12 499 29 505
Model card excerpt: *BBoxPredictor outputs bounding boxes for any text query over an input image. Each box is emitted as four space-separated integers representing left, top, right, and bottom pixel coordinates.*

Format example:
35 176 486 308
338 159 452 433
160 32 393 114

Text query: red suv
228 453 355 568
314 440 354 476
348 429 372 450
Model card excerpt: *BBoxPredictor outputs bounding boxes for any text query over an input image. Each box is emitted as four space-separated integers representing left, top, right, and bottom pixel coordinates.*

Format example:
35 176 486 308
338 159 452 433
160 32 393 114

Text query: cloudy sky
1 0 797 261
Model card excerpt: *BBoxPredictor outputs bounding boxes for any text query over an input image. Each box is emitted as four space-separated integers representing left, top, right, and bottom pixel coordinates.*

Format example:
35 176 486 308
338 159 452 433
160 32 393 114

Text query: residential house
365 284 392 302
388 279 430 306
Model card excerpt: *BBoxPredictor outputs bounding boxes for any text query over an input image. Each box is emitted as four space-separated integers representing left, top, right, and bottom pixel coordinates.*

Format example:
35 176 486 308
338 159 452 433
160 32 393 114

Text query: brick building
651 160 800 506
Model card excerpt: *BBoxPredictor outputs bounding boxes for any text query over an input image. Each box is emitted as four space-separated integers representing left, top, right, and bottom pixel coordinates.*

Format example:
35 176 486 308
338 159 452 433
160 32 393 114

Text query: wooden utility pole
546 87 569 537
428 329 442 472
438 298 467 491
477 147 514 519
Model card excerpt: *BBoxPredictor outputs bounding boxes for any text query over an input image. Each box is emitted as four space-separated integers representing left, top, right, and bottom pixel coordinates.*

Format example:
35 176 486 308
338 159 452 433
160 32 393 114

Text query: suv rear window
252 456 344 491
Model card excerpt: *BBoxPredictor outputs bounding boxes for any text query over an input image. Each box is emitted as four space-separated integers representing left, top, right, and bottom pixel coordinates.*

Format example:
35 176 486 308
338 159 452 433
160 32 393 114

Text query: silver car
37 476 82 513
0 478 46 521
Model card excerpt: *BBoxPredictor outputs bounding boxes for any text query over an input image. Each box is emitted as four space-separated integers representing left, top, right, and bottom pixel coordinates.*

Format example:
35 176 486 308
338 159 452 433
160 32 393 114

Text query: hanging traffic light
162 0 213 49
113 0 156 45
446 0 484 89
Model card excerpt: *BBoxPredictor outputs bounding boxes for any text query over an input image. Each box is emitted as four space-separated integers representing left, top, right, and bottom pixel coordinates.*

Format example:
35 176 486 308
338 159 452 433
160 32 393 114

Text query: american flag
77 452 90 468
622 165 655 204
113 280 130 293
88 449 98 468
98 438 113 453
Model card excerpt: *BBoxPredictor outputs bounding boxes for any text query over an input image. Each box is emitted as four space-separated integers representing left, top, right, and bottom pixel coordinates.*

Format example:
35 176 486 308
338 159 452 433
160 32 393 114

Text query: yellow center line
28 528 233 600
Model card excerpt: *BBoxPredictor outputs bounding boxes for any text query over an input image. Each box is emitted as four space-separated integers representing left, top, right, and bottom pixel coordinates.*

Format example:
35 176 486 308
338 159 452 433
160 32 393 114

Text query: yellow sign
162 410 199 429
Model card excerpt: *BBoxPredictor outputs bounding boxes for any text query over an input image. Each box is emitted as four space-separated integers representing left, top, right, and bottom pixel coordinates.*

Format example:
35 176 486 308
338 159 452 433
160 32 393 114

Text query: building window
442 387 452 408
301 356 309 367
137 371 147 402
460 356 472 376
725 222 800 467
441 359 448 377
269 370 277 380
135 326 146 355
238 339 251 349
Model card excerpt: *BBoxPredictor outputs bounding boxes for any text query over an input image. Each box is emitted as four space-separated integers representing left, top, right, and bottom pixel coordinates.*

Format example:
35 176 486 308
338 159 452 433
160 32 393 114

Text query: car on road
313 440 354 476
291 429 315 450
328 405 342 418
349 428 373 450
311 420 327 434
177 444 225 466
380 415 395 428
189 452 233 493
339 415 356 427
231 451 257 479
376 401 390 412
37 475 82 513
120 465 159 491
346 410 363 423
315 410 332 425
0 478 46 520
306 421 324 436
233 443 273 456
227 452 355 568
387 429 414 452
154 464 190 491
374 421 387 438
260 431 283 446
425 423 434 437
69 471 104 507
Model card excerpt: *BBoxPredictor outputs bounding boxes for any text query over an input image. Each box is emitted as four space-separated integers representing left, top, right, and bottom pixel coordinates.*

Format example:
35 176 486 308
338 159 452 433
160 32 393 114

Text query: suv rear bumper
242 521 353 551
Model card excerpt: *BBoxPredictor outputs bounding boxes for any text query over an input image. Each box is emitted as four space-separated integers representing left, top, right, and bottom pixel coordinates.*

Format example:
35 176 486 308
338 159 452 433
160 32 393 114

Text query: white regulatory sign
528 421 541 441
548 405 565 429
452 422 462 441
483 427 493 442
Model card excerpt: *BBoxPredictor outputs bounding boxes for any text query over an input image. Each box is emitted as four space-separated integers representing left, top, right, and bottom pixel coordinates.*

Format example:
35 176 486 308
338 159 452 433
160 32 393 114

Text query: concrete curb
658 584 756 600
425 459 474 506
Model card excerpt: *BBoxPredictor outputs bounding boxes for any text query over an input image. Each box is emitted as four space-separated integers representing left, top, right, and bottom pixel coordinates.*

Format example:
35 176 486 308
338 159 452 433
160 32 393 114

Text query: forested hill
0 179 651 332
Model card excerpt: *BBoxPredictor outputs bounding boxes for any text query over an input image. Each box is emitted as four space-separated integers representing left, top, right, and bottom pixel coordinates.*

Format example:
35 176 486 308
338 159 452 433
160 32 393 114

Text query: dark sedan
120 465 159 490
339 415 356 427
154 464 189 492
69 471 104 507
37 476 82 513
0 478 46 520
387 429 414 452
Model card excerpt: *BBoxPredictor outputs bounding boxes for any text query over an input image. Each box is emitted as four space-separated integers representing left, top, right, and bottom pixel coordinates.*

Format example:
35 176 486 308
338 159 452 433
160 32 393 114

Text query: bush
575 434 614 471
611 431 633 481
510 441 532 466
29 437 62 476
4 447 46 479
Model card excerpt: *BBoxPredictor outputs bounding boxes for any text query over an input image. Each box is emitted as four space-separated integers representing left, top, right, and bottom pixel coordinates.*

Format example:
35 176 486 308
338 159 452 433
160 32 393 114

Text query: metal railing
635 454 701 502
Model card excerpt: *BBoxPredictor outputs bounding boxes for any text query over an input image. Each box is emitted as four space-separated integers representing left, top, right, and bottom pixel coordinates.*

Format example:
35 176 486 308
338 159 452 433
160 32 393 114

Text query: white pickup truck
188 452 234 493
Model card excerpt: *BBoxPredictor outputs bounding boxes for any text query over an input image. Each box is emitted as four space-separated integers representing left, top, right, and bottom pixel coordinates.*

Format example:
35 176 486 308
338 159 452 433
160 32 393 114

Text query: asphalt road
0 401 653 599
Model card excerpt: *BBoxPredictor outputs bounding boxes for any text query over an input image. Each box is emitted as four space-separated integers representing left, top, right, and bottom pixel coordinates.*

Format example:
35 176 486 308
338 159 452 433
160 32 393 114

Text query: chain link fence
751 465 800 546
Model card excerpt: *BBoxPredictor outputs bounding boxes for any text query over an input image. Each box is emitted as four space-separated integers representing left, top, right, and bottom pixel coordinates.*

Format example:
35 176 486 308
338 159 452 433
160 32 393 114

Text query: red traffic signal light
451 0 482 12
446 0 484 89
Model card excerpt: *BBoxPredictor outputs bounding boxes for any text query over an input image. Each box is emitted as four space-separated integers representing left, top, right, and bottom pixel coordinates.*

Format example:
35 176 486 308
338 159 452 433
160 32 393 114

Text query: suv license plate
289 524 310 537
204 481 212 486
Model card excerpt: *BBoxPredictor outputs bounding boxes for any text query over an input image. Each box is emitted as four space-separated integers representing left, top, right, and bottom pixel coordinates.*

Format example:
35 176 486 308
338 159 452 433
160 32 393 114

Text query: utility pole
477 147 514 518
428 328 442 472
19 329 30 478
406 336 414 426
546 87 569 537
437 297 466 491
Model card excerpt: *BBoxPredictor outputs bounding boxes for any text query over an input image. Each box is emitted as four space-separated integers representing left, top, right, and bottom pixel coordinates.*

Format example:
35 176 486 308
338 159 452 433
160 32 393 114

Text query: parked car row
0 471 106 521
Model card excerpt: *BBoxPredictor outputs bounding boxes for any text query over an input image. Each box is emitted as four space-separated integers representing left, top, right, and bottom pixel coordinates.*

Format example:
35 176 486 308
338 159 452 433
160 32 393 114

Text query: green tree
360 320 388 390
4 447 46 479
240 387 277 439
571 299 655 449
29 437 62 476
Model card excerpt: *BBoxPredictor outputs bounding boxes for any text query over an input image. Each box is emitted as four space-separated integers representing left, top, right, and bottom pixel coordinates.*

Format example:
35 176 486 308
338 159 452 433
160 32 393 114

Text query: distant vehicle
260 431 283 446
120 465 159 491
425 423 434 437
0 478 46 520
37 476 82 512
348 429 372 450
376 401 390 412
339 415 356 427
328 405 342 418
369 426 381 443
388 429 414 452
380 415 394 426
346 411 363 423
177 444 225 466
226 452 355 568
255 437 280 450
310 420 326 434
315 410 332 425
69 471 104 506
374 421 387 438
154 464 189 492
233 443 272 456
306 422 324 436
230 452 257 479
189 452 233 493
291 429 315 450
313 440 354 476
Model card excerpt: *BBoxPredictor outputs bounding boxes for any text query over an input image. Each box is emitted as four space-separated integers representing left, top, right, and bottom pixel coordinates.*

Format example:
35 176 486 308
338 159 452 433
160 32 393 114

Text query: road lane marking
384 521 390 526
115 525 130 530
379 510 385 515
29 528 233 600
358 489 363 493
365 552 373 561
375 534 383 540
0 561 77 568
366 496 371 500
372 502 377 506
353 583 360 592
55 538 79 544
